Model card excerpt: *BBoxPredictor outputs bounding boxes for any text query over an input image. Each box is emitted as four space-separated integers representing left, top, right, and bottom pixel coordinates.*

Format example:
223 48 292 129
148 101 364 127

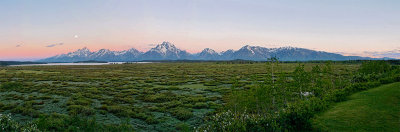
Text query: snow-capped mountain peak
79 47 89 51
201 48 218 55
93 49 113 57
221 49 235 54
197 48 221 60
68 47 92 57
160 41 175 48
97 49 111 53
278 46 297 50
150 41 180 55
127 48 140 52
39 41 378 62
239 45 256 55
241 45 251 49
76 47 90 53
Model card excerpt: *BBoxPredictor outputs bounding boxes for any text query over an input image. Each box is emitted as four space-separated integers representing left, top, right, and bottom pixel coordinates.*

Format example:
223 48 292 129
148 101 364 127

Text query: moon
74 35 79 38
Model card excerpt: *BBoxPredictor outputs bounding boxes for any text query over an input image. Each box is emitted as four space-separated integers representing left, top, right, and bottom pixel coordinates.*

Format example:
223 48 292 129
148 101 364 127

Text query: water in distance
9 62 153 66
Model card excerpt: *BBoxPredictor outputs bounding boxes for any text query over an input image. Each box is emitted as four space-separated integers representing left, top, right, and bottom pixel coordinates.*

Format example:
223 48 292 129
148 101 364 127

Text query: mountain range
39 41 383 62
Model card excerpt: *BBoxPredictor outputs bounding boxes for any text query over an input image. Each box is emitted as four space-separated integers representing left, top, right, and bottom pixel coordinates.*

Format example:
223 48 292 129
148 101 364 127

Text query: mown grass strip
312 82 400 131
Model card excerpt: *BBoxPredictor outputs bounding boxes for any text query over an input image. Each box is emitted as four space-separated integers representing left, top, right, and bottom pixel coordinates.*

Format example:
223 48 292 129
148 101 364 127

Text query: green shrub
11 106 41 118
39 88 51 93
38 95 52 100
112 96 135 104
144 116 159 124
2 103 17 111
36 113 69 130
67 105 95 116
11 94 25 100
123 89 140 95
183 103 193 108
148 106 162 112
140 91 177 103
184 96 207 103
52 99 60 103
100 105 132 117
35 113 134 131
170 107 193 120
379 77 395 84
359 61 391 74
163 100 183 109
0 113 40 132
0 103 4 112
207 102 221 109
0 82 22 91
193 102 208 109
67 98 92 106
198 110 280 132
176 123 191 131
168 86 181 90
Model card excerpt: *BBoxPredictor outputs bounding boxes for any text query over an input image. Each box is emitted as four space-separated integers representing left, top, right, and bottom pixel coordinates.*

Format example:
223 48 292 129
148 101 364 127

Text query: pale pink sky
1 0 399 60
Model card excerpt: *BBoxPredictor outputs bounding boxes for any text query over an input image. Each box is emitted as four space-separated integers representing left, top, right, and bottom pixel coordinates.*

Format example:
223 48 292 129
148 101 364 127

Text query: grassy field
312 82 400 131
0 62 359 131
0 61 398 131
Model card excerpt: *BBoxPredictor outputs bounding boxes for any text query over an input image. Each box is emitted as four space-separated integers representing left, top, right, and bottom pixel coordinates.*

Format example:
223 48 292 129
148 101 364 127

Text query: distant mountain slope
39 41 384 62
40 47 142 62
197 48 221 60
141 42 192 60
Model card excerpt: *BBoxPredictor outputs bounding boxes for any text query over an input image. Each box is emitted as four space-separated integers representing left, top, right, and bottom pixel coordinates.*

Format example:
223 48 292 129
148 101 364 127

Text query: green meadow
0 61 399 131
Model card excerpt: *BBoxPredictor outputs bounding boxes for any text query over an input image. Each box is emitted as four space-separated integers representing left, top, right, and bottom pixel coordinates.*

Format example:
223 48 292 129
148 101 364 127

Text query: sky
0 0 399 61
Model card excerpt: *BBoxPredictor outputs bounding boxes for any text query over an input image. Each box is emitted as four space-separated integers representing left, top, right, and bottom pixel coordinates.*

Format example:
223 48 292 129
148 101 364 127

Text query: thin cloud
16 45 21 47
46 43 64 48
147 44 156 47
335 50 400 59
363 49 400 59
264 44 281 47
334 52 362 56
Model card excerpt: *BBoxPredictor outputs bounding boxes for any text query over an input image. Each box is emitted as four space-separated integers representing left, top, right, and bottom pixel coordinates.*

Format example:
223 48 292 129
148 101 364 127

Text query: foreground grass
312 82 400 131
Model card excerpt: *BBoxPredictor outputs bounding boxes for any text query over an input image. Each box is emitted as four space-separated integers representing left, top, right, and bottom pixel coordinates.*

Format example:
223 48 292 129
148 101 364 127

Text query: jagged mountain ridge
141 42 192 60
197 48 220 60
39 41 378 62
41 47 143 62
